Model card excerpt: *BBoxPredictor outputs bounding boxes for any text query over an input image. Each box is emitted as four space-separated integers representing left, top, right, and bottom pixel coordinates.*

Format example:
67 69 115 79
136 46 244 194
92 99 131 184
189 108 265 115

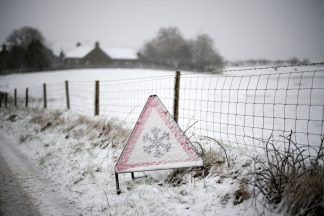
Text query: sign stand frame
114 95 204 194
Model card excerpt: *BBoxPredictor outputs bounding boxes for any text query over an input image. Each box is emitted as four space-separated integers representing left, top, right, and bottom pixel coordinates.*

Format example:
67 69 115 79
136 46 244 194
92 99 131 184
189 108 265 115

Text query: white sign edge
114 95 204 174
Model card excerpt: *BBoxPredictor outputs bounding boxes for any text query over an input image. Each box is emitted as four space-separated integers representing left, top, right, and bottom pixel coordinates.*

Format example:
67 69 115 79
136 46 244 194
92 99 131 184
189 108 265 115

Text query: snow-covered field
0 108 275 216
1 66 323 153
0 66 323 215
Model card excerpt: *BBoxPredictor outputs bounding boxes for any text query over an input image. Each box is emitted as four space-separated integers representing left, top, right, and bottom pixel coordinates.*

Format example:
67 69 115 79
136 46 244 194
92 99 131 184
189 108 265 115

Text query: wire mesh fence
47 82 66 110
27 85 43 109
14 87 26 107
2 67 324 155
178 70 324 154
69 81 95 116
100 75 175 124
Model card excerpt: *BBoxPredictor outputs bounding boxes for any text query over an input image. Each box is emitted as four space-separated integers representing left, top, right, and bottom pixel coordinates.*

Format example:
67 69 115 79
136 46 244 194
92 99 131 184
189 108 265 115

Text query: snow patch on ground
0 108 280 216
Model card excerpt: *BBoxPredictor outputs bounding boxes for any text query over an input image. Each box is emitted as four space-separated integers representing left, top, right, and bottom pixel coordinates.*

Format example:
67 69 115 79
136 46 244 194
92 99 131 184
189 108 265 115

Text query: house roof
65 45 138 60
105 48 138 60
65 46 92 58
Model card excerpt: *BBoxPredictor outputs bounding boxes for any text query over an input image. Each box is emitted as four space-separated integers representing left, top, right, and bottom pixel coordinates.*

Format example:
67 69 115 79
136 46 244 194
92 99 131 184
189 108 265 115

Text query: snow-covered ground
0 108 278 216
0 68 175 90
0 65 322 90
0 66 323 215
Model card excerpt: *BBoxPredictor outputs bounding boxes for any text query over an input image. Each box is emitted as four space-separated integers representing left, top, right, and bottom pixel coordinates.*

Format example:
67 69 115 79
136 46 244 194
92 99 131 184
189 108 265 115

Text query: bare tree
141 27 223 72
141 27 191 69
6 26 45 49
4 26 54 71
189 34 223 72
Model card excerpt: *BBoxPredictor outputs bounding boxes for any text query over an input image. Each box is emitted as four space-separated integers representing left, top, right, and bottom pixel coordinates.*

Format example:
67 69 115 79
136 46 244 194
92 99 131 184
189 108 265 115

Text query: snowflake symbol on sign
142 127 171 158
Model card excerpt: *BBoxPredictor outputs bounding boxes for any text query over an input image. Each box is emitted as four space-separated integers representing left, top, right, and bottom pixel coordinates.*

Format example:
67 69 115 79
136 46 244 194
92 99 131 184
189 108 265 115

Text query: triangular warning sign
115 95 203 173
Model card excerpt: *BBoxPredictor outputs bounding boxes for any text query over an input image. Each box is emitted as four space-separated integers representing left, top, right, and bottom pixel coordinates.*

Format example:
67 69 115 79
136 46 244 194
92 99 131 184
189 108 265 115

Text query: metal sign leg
131 172 135 180
115 172 121 195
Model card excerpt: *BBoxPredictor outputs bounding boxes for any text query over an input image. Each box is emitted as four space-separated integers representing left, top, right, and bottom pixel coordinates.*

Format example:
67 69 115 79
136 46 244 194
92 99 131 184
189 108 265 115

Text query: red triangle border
115 95 202 173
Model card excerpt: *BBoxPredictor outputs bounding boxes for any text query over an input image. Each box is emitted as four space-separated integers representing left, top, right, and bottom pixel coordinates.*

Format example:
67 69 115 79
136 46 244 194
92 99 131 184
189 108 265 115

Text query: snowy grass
248 133 324 215
0 107 282 216
1 66 323 215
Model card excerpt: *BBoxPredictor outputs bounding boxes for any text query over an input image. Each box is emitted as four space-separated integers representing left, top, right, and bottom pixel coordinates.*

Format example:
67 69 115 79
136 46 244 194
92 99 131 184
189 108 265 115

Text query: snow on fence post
173 71 181 123
65 80 70 110
5 92 8 108
25 88 28 107
14 88 17 107
95 80 100 116
43 83 47 109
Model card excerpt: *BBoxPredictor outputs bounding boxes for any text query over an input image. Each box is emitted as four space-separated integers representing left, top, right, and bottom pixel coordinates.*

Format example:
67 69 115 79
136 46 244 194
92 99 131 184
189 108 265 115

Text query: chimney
95 41 99 48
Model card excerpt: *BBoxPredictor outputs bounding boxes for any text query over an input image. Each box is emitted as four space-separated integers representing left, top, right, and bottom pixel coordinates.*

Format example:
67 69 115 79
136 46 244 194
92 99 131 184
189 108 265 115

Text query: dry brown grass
193 149 225 178
285 166 324 216
165 168 189 186
233 182 251 205
165 148 226 186
30 110 65 131
250 132 324 215
28 109 130 149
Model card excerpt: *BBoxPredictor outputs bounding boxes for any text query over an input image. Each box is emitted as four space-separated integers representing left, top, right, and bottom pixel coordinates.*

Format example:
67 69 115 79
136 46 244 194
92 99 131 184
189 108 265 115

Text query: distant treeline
138 27 224 73
0 26 313 75
225 58 310 68
0 26 226 74
0 27 60 74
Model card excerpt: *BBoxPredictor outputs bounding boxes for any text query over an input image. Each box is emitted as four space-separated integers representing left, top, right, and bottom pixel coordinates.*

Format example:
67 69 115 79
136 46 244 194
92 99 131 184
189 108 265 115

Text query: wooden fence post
65 81 70 110
173 71 181 123
95 80 100 116
5 92 8 108
25 88 29 107
14 88 17 107
43 83 47 109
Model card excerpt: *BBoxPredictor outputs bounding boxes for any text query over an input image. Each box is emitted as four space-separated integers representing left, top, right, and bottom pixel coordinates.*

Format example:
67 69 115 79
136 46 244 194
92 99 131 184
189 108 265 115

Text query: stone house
64 42 138 68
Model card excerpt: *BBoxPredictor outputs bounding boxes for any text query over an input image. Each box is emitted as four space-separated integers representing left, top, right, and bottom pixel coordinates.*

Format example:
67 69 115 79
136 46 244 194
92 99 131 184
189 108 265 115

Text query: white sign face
115 95 203 173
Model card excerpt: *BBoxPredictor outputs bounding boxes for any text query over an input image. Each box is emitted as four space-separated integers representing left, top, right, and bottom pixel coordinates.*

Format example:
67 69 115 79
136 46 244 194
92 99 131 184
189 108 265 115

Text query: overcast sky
0 0 323 61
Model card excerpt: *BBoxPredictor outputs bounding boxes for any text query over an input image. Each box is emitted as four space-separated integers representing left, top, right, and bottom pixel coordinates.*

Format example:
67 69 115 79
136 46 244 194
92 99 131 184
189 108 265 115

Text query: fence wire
3 67 324 155
26 85 43 109
69 81 95 116
14 87 26 107
100 76 174 124
47 82 66 110
178 70 324 154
